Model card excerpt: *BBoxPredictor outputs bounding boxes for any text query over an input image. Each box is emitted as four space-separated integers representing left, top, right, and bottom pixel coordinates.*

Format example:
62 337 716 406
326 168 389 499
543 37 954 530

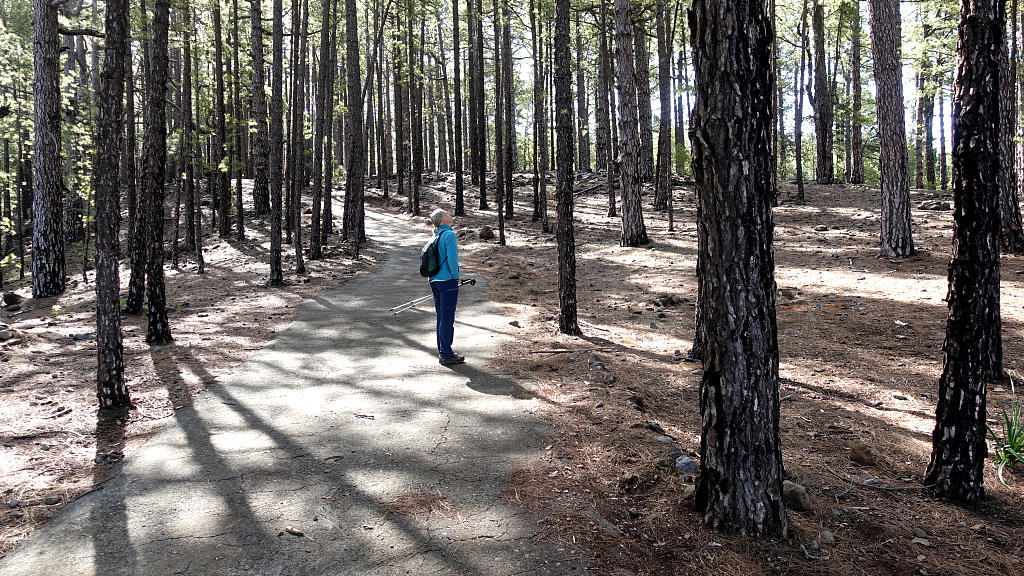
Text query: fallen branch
529 347 613 355
579 319 611 333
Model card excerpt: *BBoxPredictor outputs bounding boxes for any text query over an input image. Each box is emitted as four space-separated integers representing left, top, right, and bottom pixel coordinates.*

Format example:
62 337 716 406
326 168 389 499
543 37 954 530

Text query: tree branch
59 24 105 38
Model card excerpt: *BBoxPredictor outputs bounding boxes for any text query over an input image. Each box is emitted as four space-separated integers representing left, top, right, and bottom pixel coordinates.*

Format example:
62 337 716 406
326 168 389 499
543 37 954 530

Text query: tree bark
869 0 914 257
31 0 66 298
502 2 514 219
924 0 1004 504
290 0 308 273
811 0 834 184
939 83 948 190
310 0 332 260
344 0 366 252
689 0 787 536
144 0 172 344
595 0 611 175
555 0 581 336
453 0 465 215
915 71 926 189
269 0 285 285
614 0 648 246
94 0 130 411
654 0 671 212
576 13 591 173
123 39 139 253
635 21 654 183
494 0 507 243
999 2 1024 253
251 0 271 217
850 0 864 184
793 0 808 203
213 4 230 237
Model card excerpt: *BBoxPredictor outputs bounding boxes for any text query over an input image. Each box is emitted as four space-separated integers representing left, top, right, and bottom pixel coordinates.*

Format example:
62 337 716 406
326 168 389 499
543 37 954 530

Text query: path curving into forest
0 211 586 576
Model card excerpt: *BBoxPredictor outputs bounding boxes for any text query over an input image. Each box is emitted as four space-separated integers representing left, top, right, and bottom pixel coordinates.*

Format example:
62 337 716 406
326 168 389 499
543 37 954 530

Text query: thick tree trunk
689 0 787 536
454 0 465 215
811 0 834 184
850 0 864 184
614 0 649 247
31 0 66 298
925 0 1003 504
144 0 172 344
869 0 915 257
554 0 581 336
269 0 285 285
251 0 271 217
95 0 130 411
635 22 654 183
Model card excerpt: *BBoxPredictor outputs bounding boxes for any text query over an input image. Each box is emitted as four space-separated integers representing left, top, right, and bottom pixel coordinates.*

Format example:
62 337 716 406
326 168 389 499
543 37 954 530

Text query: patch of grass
988 380 1024 486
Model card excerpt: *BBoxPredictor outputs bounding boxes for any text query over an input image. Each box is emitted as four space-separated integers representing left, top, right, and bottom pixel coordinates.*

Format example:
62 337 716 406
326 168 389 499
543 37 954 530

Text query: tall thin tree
554 0 581 336
614 0 649 246
144 0 172 343
94 0 130 412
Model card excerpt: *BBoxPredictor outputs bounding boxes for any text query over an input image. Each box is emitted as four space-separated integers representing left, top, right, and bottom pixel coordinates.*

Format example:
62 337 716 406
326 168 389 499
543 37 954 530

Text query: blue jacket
429 225 459 282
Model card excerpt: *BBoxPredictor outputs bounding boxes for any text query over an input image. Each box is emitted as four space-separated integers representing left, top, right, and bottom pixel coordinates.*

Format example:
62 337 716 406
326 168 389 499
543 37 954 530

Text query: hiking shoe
439 355 465 366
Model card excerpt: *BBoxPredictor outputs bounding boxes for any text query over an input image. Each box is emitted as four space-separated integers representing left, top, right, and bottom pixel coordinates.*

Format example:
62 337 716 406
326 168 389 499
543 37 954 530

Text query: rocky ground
2 173 1023 575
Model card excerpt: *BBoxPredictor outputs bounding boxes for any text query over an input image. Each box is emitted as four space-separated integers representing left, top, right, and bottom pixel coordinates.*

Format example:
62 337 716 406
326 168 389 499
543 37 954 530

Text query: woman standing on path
429 209 465 365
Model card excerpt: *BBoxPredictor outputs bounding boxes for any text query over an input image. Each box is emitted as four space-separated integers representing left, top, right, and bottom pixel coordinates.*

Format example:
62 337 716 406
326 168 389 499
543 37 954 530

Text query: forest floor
1 174 1023 575
409 172 1024 576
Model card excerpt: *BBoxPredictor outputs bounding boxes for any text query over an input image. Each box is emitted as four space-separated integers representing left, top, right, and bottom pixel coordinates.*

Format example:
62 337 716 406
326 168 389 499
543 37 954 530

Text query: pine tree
554 0 580 336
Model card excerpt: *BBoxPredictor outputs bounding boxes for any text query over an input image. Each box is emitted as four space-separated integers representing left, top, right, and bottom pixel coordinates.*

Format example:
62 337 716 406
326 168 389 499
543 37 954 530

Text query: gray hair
429 208 446 228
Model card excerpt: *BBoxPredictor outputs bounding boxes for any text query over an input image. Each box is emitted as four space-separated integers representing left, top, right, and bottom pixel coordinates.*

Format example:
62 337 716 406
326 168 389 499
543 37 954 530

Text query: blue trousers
430 279 460 359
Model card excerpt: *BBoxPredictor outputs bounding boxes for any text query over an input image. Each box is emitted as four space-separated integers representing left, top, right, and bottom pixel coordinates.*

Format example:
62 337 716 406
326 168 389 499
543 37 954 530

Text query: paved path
0 212 586 576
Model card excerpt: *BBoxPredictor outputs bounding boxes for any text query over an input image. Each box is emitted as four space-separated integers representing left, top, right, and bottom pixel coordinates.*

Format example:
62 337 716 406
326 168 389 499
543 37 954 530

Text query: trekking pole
385 278 477 316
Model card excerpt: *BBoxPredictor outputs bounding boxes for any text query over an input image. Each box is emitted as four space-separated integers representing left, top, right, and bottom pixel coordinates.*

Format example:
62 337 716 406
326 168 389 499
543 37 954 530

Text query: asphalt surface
0 211 587 576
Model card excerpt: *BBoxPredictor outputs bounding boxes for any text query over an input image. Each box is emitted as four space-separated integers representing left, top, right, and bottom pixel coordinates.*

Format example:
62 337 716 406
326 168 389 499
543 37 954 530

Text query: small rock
627 305 642 314
782 480 809 511
72 333 92 341
39 331 62 341
779 288 799 300
681 485 696 499
44 497 60 506
675 455 698 474
4 304 21 312
594 401 604 408
849 441 876 466
628 394 645 411
922 393 934 400
655 459 675 472
508 320 521 328
39 443 50 451
814 225 828 232
0 329 13 341
619 473 639 488
507 272 521 280
819 530 836 546
478 226 495 240
2 293 25 306
654 434 675 444
912 527 928 539
911 537 932 547
600 373 616 384
893 394 909 401
627 507 640 519
649 323 657 329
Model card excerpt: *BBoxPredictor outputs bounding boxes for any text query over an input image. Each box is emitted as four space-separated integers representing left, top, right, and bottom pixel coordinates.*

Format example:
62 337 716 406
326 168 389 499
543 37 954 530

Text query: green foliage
988 381 1024 487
